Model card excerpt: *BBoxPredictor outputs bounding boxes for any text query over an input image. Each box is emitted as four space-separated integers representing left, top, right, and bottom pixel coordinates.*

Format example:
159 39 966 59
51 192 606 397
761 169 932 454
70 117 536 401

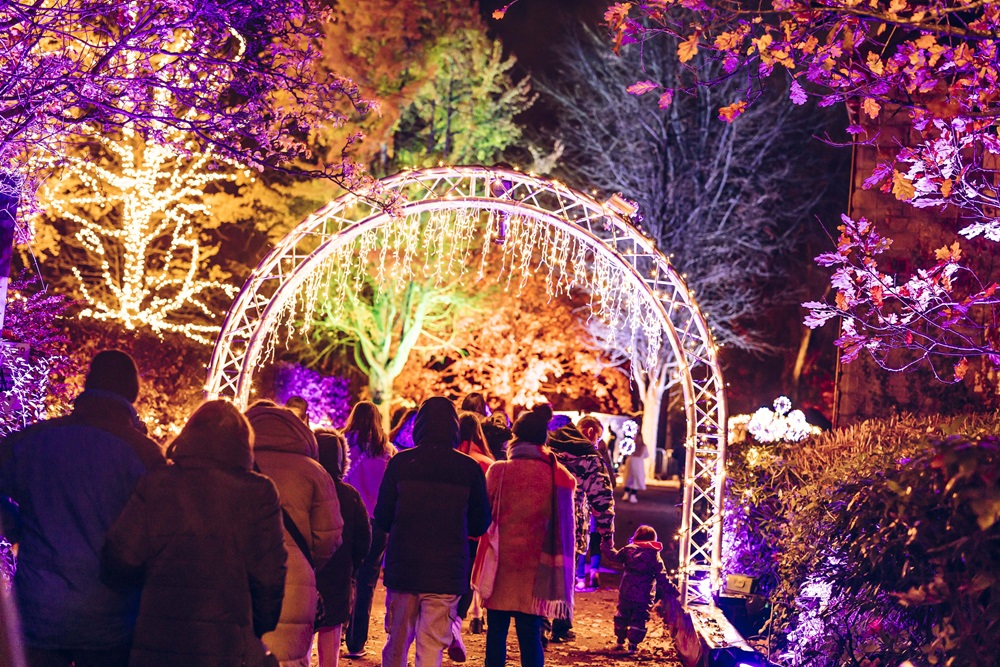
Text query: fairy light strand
37 126 245 344
259 208 669 369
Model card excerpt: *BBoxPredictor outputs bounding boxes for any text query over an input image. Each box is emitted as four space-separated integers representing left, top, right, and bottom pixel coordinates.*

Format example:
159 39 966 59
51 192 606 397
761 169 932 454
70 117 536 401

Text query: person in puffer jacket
101 400 287 667
600 525 677 653
375 397 492 667
0 350 165 667
247 401 344 667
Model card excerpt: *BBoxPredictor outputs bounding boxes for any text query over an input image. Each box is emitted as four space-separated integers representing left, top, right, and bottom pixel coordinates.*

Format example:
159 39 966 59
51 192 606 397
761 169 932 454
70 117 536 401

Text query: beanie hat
412 396 460 448
84 350 140 403
513 404 553 446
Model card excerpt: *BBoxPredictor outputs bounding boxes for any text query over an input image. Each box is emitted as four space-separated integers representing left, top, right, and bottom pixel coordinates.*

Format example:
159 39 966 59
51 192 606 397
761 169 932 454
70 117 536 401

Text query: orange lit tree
395 271 634 415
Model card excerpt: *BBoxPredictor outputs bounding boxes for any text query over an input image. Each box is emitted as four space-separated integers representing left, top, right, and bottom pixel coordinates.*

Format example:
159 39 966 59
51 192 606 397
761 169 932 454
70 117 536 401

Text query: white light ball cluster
615 419 638 463
744 396 820 444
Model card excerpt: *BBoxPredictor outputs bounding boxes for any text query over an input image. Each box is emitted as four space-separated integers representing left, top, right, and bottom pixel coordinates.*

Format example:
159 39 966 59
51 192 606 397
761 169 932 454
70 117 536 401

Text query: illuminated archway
206 166 727 605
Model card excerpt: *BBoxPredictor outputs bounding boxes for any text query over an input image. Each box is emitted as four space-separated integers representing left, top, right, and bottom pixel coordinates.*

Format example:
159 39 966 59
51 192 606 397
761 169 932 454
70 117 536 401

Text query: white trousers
382 589 461 667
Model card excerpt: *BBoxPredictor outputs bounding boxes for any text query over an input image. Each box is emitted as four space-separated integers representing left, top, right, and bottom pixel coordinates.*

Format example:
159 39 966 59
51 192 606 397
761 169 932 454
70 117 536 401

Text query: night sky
477 0 608 68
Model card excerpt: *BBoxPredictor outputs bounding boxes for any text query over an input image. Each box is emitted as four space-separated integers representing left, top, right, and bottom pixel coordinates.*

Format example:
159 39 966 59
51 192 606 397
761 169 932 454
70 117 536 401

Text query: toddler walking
601 525 678 653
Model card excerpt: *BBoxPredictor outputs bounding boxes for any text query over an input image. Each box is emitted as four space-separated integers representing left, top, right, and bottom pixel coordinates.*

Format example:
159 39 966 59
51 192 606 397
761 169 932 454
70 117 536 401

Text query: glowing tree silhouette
37 127 244 343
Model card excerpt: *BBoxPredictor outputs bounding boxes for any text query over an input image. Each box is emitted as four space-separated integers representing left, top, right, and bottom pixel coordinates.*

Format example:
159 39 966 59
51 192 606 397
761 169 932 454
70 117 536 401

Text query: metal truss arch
206 166 727 605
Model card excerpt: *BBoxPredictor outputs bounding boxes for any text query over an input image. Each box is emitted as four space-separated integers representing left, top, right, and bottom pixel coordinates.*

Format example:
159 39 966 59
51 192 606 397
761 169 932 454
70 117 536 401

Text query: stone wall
835 108 1000 425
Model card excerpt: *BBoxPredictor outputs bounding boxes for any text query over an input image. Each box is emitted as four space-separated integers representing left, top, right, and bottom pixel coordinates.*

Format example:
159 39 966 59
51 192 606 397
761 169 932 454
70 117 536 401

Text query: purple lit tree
1 0 375 224
598 1 1000 380
0 276 74 436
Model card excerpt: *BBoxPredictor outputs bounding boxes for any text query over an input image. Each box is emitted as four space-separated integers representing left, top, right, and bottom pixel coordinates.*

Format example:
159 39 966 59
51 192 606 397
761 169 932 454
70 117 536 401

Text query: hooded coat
548 424 616 555
247 405 343 667
374 397 492 595
601 541 674 609
101 423 287 667
0 390 164 651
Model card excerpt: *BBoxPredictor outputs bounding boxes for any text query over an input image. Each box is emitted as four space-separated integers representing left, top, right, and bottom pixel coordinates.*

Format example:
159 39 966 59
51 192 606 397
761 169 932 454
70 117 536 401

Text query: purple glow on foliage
0 277 74 436
272 362 351 429
393 413 416 450
548 415 572 431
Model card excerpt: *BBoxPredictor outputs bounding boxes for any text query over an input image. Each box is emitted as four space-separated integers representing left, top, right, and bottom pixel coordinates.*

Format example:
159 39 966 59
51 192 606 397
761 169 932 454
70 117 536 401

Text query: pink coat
483 444 576 617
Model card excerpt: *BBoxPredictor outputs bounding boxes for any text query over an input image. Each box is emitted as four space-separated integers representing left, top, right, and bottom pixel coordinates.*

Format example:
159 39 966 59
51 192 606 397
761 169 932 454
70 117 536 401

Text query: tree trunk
368 370 393 430
790 324 812 403
640 384 662 482
443 73 454 159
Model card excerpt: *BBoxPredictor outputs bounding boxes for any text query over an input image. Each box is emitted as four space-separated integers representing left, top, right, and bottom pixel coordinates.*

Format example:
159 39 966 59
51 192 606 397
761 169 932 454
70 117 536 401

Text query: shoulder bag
254 463 326 628
471 466 503 599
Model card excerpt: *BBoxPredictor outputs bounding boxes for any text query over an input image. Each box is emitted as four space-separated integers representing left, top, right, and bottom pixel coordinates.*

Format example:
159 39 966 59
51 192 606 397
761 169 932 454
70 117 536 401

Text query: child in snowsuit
601 525 678 653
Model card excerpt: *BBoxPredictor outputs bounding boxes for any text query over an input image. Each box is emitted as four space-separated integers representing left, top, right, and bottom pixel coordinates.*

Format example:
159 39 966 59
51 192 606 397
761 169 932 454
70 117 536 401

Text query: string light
0 351 52 438
263 207 670 368
37 126 244 344
208 166 728 607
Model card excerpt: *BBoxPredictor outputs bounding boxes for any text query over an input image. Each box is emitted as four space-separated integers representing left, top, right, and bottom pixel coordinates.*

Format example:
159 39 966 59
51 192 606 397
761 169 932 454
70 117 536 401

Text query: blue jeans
485 609 545 667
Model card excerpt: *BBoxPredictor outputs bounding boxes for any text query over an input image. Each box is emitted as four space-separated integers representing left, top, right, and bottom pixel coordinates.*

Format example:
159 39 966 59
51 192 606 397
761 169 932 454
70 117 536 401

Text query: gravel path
313 574 682 667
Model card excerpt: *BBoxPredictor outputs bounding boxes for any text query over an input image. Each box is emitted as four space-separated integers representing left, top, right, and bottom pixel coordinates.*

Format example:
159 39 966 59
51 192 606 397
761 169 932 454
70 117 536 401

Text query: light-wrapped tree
1 0 374 215
35 127 244 343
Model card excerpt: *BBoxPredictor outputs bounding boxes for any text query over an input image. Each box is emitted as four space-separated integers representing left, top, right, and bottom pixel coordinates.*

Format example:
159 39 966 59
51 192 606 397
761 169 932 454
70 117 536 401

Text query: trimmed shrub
725 412 1000 665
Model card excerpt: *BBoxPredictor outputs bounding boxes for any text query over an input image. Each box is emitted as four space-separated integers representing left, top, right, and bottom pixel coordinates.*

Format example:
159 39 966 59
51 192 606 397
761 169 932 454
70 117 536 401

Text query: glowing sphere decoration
617 419 639 462
746 396 820 444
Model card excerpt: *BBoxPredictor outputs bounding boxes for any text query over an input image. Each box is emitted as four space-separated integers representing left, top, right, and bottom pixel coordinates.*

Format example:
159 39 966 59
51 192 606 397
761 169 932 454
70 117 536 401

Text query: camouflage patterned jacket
549 425 616 555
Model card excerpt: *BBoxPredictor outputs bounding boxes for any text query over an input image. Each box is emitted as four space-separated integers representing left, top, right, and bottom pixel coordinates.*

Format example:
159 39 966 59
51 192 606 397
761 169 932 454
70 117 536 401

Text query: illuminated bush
272 362 352 429
724 412 1000 664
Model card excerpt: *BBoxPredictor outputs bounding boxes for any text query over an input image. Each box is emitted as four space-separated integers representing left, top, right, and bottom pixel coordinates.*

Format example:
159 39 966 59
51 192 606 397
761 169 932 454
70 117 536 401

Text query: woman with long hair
458 411 494 473
388 407 417 450
462 392 512 461
102 400 287 667
342 401 396 658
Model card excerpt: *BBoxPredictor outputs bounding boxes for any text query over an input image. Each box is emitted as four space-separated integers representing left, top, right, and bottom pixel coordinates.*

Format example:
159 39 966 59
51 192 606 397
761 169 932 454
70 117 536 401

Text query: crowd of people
0 350 677 667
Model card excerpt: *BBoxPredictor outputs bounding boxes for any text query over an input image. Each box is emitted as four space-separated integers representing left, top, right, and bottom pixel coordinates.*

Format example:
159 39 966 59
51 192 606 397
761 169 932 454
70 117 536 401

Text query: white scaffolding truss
205 166 727 605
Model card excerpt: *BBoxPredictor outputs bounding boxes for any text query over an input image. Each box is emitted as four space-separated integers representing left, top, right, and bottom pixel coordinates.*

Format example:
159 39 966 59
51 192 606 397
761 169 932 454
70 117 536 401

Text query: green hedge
724 413 1000 665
